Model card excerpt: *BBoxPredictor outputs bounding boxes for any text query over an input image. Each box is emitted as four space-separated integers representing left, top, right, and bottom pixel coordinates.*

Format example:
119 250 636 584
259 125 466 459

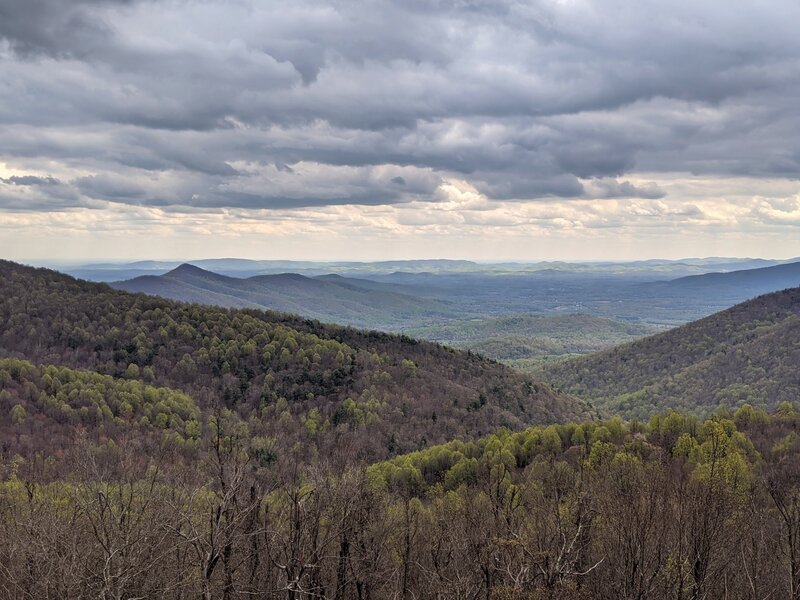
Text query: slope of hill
112 263 461 329
539 286 800 419
0 260 588 460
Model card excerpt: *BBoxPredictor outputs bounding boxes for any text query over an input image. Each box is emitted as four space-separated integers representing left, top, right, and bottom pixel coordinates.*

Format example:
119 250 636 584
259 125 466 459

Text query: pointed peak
165 263 209 277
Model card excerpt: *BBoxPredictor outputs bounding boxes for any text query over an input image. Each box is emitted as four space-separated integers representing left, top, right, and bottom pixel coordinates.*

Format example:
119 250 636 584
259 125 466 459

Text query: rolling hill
111 263 462 330
539 286 800 419
0 260 588 460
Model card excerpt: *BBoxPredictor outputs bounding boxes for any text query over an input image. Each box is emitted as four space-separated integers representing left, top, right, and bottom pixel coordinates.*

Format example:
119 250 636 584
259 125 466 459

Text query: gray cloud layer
1 0 799 211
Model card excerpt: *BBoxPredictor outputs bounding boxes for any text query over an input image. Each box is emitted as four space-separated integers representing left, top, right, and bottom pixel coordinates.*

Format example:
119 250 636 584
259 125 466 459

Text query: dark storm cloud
0 0 135 57
1 0 799 211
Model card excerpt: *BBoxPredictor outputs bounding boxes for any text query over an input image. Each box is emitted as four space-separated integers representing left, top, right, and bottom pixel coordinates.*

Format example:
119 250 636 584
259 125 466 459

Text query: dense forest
540 286 800 419
0 261 587 462
3 403 800 599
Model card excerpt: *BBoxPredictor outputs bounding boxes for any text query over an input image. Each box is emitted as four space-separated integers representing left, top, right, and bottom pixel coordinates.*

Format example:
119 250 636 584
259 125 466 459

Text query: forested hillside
540 286 800 418
0 261 587 460
3 401 800 599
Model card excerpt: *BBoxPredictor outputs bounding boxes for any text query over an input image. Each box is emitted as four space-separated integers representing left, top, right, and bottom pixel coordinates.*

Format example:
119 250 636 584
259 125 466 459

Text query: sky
0 0 799 261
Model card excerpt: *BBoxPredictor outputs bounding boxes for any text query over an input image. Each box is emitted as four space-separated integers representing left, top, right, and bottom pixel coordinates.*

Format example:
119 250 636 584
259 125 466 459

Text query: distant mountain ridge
112 263 462 329
58 256 798 283
110 260 800 356
539 286 800 418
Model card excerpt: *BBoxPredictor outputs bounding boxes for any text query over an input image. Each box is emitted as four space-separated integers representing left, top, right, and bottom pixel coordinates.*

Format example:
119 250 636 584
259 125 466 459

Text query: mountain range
55 256 799 282
112 263 461 329
108 259 800 355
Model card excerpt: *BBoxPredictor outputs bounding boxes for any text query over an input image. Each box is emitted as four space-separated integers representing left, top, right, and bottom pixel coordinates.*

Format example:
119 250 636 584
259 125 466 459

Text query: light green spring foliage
0 358 199 436
367 405 782 501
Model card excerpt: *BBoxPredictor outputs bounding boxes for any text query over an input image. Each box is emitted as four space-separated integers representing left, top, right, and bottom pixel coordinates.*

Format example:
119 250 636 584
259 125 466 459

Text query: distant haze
1 0 799 260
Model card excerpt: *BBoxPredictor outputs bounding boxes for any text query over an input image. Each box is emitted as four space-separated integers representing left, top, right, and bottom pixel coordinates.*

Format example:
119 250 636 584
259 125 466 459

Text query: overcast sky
1 0 799 261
